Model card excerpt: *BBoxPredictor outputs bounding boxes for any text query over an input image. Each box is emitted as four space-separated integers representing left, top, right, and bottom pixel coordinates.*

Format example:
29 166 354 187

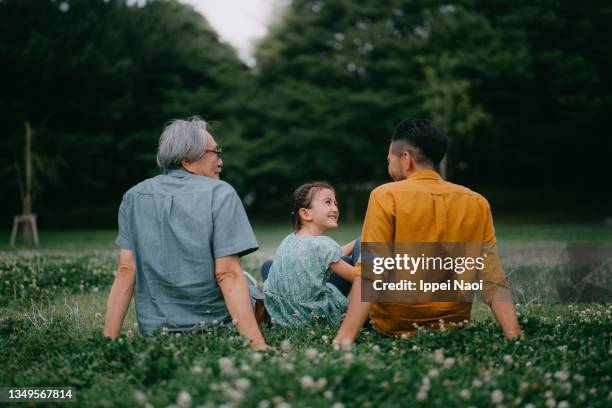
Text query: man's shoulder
370 179 490 208
443 180 490 206
370 181 399 196
123 175 235 197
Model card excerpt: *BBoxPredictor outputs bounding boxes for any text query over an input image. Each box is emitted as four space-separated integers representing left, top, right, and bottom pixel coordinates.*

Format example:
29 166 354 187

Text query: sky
178 0 283 66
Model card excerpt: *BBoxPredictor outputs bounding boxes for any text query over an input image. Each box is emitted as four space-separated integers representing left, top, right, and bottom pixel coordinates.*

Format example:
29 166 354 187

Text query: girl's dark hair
290 181 335 230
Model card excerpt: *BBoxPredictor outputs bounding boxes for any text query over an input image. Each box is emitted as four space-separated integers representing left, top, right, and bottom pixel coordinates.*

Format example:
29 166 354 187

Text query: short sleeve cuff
115 236 131 250
214 242 259 259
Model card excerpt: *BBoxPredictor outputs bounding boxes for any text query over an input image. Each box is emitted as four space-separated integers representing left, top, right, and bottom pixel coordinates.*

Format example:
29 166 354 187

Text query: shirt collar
167 168 191 178
408 169 442 181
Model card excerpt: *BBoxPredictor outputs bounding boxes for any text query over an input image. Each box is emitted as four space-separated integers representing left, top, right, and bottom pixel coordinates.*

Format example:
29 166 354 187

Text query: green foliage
0 0 250 225
2 0 612 225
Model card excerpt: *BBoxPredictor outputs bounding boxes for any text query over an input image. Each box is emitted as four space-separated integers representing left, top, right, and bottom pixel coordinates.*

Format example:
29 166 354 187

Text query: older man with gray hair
103 116 268 350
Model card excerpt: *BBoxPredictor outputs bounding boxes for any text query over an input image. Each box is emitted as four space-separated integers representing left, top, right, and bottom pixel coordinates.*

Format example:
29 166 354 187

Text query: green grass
0 223 611 407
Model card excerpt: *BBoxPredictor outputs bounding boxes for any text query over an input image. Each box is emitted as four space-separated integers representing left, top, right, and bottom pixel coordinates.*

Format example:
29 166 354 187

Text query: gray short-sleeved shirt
115 169 259 335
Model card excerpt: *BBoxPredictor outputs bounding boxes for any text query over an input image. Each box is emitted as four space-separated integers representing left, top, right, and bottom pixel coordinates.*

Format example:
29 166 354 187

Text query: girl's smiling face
301 188 339 230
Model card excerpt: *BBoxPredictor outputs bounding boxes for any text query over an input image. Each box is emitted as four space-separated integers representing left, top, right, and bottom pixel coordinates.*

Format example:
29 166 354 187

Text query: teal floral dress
263 233 348 326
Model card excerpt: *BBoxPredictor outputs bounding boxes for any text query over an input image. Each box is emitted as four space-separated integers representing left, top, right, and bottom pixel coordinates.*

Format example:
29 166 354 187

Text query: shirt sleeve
211 183 259 259
115 194 132 250
317 237 342 270
479 199 510 303
355 187 395 276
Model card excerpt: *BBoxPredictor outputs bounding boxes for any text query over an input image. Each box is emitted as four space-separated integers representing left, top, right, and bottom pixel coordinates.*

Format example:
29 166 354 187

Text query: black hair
390 118 448 167
290 181 335 230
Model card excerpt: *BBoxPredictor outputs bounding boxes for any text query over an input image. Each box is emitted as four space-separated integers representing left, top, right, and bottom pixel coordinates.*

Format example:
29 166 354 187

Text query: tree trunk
20 121 33 245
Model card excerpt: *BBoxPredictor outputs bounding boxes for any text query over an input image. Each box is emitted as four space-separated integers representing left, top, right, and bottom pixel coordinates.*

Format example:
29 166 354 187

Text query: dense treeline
1 0 610 228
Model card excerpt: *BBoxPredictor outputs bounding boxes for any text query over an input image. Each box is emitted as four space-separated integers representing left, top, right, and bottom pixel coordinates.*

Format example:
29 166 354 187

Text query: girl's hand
341 239 356 257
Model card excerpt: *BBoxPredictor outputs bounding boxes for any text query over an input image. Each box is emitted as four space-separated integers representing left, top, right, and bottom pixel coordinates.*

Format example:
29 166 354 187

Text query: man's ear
299 208 312 223
181 159 193 172
401 151 414 171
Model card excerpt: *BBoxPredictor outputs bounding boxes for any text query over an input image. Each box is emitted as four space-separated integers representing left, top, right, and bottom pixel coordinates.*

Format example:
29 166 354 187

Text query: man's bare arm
103 250 136 338
215 255 268 350
333 278 371 346
490 289 522 339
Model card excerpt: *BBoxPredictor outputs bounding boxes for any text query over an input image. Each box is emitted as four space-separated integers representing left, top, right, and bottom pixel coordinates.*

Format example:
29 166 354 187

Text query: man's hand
103 250 136 338
215 255 269 350
333 278 371 346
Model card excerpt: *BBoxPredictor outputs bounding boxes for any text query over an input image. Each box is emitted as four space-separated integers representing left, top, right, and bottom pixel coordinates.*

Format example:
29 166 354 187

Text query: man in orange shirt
334 119 521 345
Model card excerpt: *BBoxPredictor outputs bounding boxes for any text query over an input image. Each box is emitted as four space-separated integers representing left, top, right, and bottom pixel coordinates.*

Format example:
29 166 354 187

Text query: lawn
0 222 611 407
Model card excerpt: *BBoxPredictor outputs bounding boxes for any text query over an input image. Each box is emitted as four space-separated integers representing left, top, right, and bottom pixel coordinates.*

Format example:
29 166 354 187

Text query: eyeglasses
204 147 222 157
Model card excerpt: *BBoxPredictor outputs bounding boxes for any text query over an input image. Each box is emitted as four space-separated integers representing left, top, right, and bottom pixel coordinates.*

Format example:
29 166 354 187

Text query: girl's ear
299 207 312 223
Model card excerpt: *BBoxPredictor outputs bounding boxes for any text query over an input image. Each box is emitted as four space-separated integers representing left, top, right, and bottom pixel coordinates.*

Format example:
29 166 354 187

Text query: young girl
263 182 357 326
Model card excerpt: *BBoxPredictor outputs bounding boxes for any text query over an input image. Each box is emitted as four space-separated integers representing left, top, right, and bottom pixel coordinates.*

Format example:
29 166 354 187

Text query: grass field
1 222 611 407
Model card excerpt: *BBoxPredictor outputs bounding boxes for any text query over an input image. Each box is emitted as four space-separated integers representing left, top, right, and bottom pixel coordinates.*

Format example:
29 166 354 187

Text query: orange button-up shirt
356 169 507 336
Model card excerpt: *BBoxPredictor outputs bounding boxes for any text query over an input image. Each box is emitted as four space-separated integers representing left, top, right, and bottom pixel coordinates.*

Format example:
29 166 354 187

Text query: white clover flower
218 357 234 373
372 345 381 353
191 365 203 374
554 370 569 382
324 390 333 399
557 401 569 408
562 382 572 394
251 352 263 363
316 378 328 389
343 352 354 364
224 387 245 403
235 378 251 391
545 398 556 408
133 390 147 405
257 400 270 408
176 390 192 408
524 404 535 408
300 375 315 389
280 339 292 352
573 374 585 383
416 390 428 402
321 335 329 342
331 403 345 408
459 389 471 400
443 357 455 369
491 389 503 404
427 368 440 378
305 348 318 360
503 354 513 365
434 349 445 364
544 391 553 398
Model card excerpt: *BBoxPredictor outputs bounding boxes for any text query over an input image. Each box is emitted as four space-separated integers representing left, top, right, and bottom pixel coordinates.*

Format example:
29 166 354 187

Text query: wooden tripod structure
10 121 39 246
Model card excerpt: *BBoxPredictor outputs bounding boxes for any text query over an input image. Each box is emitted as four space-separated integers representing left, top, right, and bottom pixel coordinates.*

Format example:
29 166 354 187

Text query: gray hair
156 116 211 173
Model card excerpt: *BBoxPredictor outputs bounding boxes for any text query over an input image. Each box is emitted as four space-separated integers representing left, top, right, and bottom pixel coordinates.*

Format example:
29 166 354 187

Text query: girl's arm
329 259 355 282
341 239 356 257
